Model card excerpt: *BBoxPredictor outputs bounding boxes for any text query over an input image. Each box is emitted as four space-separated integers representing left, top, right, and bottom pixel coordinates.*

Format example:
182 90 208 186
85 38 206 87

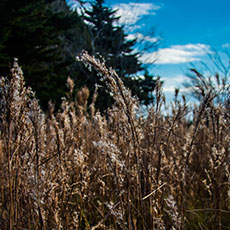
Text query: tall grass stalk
0 55 229 229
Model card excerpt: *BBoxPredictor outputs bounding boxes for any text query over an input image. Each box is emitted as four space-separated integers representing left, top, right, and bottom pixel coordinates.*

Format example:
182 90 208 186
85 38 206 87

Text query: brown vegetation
0 53 230 229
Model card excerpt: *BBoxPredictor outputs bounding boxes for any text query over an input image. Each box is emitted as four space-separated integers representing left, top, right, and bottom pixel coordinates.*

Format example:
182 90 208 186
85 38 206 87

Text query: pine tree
0 0 90 109
83 0 157 110
84 0 142 77
0 0 157 111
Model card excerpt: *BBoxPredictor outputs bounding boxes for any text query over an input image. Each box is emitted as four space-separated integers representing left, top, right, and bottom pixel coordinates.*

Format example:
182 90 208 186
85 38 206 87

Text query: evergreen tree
49 0 92 76
84 0 142 77
0 0 90 109
0 0 157 111
83 0 157 110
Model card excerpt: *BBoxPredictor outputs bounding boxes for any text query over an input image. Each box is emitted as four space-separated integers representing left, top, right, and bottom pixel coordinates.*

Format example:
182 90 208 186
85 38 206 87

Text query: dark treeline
0 0 158 111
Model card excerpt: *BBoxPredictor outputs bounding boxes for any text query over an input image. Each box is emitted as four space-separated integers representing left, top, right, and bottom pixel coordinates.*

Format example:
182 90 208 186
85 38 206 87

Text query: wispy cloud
222 43 230 48
126 32 160 43
66 0 92 14
113 3 161 25
67 0 82 9
140 43 211 64
162 75 188 93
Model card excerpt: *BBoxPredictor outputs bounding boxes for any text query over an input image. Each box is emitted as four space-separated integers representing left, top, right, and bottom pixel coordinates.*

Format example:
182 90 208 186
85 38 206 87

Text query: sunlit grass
0 54 230 229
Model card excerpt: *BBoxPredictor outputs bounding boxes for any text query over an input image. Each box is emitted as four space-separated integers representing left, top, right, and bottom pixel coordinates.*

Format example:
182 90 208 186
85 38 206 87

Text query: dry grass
0 53 230 229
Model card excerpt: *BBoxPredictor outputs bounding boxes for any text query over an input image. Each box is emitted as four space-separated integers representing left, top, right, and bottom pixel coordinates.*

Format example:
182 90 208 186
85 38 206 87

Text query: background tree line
0 0 158 111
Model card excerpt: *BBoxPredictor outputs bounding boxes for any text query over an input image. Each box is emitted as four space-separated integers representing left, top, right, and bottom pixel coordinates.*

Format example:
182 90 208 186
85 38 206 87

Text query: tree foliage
0 0 89 109
83 0 157 110
0 0 158 111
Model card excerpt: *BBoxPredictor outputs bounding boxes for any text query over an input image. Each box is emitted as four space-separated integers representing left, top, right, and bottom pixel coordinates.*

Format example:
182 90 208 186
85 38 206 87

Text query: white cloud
163 87 191 93
67 0 92 14
140 43 211 64
161 75 186 92
126 32 159 43
222 43 230 48
113 3 161 25
162 74 185 85
67 0 79 9
160 75 193 103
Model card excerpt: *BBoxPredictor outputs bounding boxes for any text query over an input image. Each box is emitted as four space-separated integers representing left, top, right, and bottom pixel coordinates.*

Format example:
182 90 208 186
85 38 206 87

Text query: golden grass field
0 53 230 229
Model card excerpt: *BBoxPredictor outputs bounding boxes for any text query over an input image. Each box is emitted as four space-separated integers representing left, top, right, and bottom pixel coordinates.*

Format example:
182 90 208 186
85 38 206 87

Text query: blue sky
67 0 230 102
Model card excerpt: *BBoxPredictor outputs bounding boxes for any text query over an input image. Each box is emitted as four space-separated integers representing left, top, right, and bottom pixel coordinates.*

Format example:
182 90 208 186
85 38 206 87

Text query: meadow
0 52 230 229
